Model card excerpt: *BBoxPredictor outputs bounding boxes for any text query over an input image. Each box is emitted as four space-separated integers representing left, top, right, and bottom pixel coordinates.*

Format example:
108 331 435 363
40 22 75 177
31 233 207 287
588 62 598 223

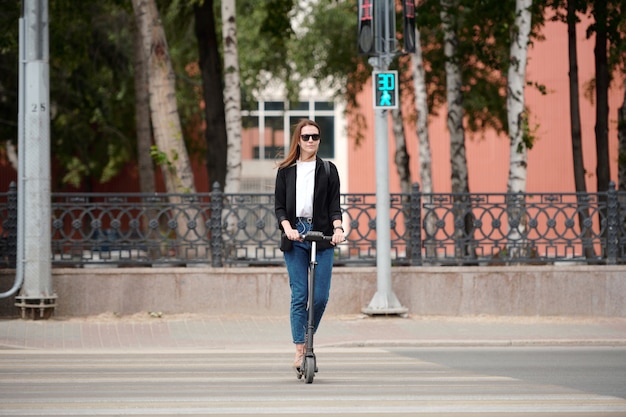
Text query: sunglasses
300 134 321 142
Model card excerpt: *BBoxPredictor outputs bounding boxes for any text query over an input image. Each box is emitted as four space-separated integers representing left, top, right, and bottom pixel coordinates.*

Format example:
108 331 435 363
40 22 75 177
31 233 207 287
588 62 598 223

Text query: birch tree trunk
132 19 158 258
617 78 626 191
593 0 610 193
194 0 228 190
391 107 411 195
440 0 468 195
411 23 436 257
412 26 433 194
391 105 413 262
132 21 155 195
506 0 532 195
618 77 626 244
221 0 242 194
505 0 532 260
4 141 17 170
591 0 610 262
133 0 204 261
132 0 195 195
567 0 595 259
567 0 585 198
440 0 472 261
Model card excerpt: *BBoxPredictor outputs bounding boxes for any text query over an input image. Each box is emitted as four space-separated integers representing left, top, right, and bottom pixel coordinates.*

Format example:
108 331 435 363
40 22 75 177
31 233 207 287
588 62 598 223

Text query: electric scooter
296 231 332 384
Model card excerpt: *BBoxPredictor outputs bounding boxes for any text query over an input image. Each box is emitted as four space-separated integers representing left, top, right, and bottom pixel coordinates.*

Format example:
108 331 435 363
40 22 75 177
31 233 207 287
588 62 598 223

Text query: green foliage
288 1 370 107
0 1 138 189
519 109 539 151
150 144 180 179
0 0 213 189
0 1 21 145
415 0 548 136
3 0 618 192
49 2 137 189
150 145 171 167
568 0 626 78
606 1 626 72
235 0 297 105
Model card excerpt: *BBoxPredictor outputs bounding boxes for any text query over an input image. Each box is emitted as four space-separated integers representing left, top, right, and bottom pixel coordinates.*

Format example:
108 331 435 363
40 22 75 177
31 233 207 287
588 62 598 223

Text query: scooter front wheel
304 356 315 383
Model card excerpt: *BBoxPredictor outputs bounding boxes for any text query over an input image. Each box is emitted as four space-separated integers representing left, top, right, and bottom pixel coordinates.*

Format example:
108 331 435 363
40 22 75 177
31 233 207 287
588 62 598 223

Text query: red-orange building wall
347 18 624 194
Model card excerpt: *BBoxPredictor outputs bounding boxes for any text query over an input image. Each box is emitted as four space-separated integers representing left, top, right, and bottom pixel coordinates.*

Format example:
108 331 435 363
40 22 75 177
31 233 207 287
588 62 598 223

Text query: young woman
274 119 344 370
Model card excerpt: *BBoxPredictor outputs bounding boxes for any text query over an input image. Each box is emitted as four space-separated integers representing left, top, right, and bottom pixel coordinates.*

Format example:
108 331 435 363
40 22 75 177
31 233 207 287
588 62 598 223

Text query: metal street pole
15 0 56 319
362 0 407 316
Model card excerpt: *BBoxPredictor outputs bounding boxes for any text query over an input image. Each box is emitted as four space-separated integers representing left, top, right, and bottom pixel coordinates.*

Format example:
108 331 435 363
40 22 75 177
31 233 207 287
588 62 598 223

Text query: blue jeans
284 219 334 344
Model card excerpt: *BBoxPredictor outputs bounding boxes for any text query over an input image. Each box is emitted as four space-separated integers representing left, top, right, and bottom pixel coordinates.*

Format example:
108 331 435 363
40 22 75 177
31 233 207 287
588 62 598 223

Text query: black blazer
275 157 342 251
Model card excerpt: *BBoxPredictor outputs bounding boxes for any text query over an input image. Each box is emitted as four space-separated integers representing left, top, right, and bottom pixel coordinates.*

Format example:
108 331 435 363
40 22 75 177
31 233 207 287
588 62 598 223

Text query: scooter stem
306 240 317 355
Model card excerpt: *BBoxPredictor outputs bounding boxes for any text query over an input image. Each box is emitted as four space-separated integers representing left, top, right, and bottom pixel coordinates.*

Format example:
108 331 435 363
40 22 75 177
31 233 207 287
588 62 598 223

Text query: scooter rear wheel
304 356 315 383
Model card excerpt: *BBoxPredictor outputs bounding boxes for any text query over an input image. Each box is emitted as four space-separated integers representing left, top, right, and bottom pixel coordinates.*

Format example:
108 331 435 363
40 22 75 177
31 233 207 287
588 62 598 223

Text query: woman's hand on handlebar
331 229 345 246
284 227 302 242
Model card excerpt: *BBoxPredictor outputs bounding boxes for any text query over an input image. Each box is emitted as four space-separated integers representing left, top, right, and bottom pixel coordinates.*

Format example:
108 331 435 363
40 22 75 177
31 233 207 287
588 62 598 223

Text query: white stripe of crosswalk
1 349 625 416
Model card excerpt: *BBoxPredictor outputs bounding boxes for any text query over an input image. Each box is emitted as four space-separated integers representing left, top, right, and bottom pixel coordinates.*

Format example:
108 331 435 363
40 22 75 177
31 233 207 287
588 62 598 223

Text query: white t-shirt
295 160 316 218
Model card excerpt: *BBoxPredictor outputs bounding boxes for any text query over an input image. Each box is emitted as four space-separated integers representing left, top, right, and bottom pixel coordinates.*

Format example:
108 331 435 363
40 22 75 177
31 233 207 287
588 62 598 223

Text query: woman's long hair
277 119 321 169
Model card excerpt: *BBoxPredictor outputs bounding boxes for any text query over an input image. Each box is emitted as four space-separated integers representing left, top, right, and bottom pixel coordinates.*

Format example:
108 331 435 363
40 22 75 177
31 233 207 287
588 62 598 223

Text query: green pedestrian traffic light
373 71 398 109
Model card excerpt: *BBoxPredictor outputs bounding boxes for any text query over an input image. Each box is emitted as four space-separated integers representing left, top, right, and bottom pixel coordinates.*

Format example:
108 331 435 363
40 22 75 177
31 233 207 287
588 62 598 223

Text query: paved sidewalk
1 313 625 351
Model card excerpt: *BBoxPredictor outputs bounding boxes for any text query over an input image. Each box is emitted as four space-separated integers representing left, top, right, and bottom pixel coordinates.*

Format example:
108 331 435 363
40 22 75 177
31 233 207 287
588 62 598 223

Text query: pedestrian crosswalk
1 348 625 416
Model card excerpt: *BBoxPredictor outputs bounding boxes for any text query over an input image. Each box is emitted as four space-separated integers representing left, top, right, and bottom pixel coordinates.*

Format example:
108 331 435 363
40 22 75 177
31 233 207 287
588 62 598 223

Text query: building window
242 100 335 160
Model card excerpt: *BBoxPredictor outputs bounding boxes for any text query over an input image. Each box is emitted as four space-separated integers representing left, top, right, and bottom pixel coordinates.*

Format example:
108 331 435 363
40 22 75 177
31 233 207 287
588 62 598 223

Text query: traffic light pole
361 52 407 316
15 0 56 319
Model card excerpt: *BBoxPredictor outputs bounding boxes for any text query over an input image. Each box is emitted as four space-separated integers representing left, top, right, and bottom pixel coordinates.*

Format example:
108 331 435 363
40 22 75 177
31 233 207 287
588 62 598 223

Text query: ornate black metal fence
0 183 17 269
1 181 625 268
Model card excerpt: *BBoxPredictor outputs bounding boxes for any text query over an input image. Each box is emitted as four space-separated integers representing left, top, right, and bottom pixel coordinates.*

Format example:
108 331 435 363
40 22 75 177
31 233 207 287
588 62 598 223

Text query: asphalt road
1 346 625 416
399 346 626 400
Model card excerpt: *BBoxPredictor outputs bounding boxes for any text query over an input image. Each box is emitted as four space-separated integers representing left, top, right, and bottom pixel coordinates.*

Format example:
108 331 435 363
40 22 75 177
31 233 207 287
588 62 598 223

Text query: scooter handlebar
300 231 348 244
300 231 332 242
281 231 346 243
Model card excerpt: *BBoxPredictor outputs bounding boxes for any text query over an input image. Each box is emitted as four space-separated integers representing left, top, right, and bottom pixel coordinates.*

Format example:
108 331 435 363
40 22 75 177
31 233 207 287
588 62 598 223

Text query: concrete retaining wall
1 265 625 318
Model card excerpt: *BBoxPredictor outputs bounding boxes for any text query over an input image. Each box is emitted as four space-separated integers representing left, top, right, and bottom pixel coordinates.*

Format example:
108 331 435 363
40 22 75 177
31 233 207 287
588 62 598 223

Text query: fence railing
1 181 625 268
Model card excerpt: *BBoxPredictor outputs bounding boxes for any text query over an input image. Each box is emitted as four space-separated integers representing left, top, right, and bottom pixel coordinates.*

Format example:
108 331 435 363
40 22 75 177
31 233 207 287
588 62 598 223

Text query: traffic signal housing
373 71 398 109
357 0 375 55
359 0 415 56
403 0 416 53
